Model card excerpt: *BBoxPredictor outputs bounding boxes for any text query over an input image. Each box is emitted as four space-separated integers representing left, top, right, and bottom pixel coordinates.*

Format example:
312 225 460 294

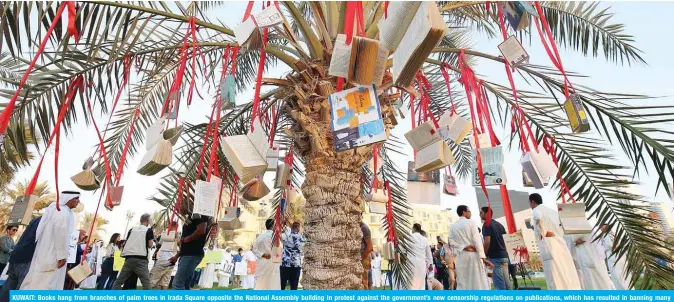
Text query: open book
67 261 92 285
220 119 270 183
392 1 447 87
378 2 423 52
558 203 592 234
194 176 222 218
521 148 557 189
405 120 455 172
329 35 388 86
438 112 472 144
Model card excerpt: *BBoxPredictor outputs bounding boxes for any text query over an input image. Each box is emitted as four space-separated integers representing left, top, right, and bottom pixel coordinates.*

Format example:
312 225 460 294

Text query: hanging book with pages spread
521 148 558 189
71 157 100 191
558 203 592 234
391 1 447 87
328 85 387 151
329 34 388 86
405 121 455 173
366 189 388 215
564 93 590 133
438 112 472 144
219 207 242 230
8 195 37 225
138 118 173 176
241 177 270 201
220 119 270 183
194 176 222 218
469 133 491 149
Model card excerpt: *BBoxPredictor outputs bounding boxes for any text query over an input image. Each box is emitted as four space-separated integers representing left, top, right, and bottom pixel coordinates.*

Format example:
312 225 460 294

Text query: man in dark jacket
0 217 41 302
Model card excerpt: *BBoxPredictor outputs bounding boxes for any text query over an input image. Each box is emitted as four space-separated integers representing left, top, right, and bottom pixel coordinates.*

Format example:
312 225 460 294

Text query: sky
7 2 674 239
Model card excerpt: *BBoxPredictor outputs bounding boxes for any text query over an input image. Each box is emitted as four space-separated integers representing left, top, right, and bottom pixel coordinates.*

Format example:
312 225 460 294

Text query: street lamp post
123 211 135 239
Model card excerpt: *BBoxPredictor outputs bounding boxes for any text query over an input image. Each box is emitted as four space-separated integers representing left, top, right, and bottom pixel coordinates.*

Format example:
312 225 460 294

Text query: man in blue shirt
280 222 306 290
0 216 41 302
480 207 512 290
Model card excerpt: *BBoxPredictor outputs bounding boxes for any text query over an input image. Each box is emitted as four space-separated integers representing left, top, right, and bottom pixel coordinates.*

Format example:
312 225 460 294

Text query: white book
328 34 352 78
67 261 92 284
372 43 390 87
220 119 270 183
194 176 222 218
438 112 472 144
498 35 529 67
414 140 455 172
404 120 441 151
234 18 259 46
254 5 283 28
558 203 592 235
392 2 430 83
377 1 423 52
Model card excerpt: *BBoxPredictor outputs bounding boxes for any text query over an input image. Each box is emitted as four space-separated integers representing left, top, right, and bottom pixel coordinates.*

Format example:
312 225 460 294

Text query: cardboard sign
503 232 527 264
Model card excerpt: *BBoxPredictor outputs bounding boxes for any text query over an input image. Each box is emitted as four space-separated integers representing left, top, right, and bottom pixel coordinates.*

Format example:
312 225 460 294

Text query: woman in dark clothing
433 250 450 290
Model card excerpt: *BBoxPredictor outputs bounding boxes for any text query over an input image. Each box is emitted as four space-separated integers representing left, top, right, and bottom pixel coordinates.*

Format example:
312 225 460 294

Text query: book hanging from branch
137 139 173 176
241 177 270 201
104 186 125 211
220 74 237 109
8 195 37 225
366 189 388 215
443 174 457 196
405 121 455 173
67 261 92 285
266 146 280 172
328 34 388 86
194 176 222 218
522 170 534 187
557 202 592 235
498 35 529 68
218 207 242 230
521 148 558 189
501 1 539 32
469 133 491 149
382 241 396 260
274 162 290 189
471 146 507 186
391 1 447 87
71 157 100 191
438 112 472 144
564 93 590 133
233 5 282 49
220 119 270 183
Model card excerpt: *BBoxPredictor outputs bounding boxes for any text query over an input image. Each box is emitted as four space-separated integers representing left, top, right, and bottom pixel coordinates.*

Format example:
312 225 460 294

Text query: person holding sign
529 194 581 289
449 206 492 290
252 219 280 290
21 191 80 290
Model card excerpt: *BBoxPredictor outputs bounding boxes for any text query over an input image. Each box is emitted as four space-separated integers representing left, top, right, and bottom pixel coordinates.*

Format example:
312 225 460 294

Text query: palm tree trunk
300 148 371 289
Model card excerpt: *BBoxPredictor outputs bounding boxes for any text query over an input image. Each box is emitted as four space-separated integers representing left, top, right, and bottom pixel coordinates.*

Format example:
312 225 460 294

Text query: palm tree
1 1 673 289
81 212 110 242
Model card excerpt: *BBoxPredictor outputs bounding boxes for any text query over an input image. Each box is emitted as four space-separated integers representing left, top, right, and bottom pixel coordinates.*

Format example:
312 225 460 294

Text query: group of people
0 190 635 294
396 193 632 290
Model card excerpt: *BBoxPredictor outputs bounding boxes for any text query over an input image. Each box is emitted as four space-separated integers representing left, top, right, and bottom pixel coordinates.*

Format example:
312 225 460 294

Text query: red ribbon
383 1 389 19
207 98 223 181
542 135 576 204
113 109 140 186
66 1 80 42
228 176 239 208
284 146 295 188
440 64 457 115
384 181 398 247
369 145 380 194
533 2 575 98
196 104 218 181
167 177 185 234
250 27 269 131
0 3 71 136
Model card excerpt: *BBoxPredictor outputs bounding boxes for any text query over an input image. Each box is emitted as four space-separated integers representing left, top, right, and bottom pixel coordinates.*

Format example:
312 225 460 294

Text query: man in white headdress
449 206 492 290
252 219 280 290
21 191 80 290
217 246 233 287
529 193 581 289
600 224 632 290
408 223 433 290
572 231 615 290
